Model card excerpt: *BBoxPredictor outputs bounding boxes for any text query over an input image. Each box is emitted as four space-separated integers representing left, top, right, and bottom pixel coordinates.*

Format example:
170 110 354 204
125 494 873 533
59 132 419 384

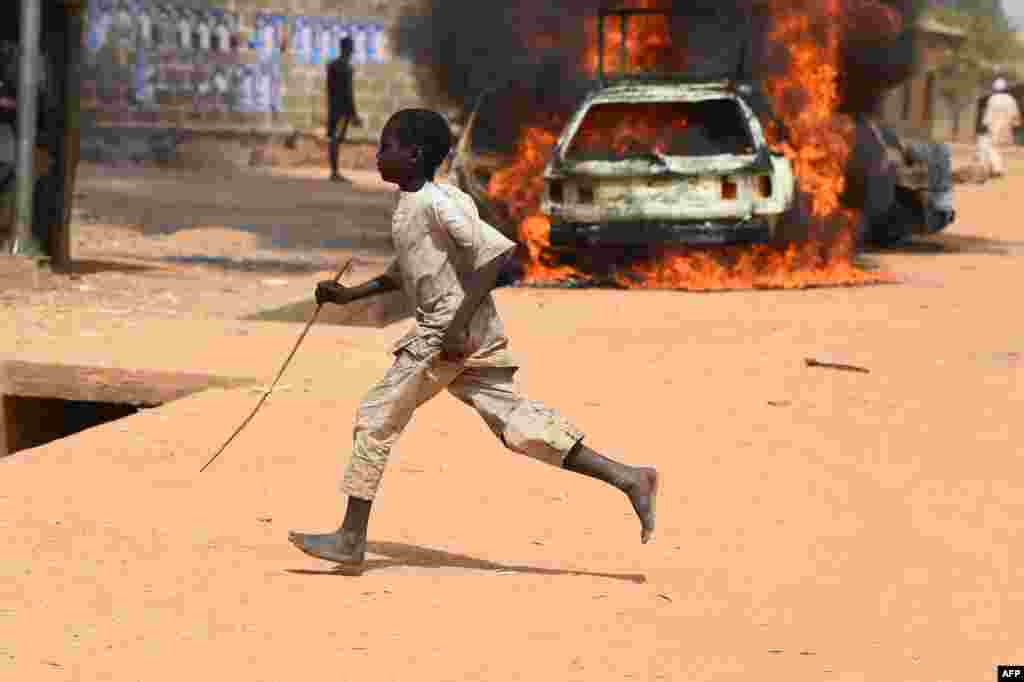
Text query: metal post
12 0 41 257
620 13 629 79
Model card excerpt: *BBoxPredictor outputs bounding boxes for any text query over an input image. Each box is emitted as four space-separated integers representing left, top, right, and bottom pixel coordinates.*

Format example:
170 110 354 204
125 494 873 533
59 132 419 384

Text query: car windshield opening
565 99 755 160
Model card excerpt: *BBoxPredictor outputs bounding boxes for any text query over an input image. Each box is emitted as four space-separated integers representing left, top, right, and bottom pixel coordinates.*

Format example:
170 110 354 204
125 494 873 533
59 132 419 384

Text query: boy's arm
316 268 400 306
440 249 514 357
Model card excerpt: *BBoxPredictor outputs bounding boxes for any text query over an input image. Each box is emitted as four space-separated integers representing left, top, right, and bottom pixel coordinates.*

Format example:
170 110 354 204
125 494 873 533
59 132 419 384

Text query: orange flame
584 1 683 78
613 231 890 291
568 103 690 157
488 1 900 290
764 0 851 220
487 122 579 283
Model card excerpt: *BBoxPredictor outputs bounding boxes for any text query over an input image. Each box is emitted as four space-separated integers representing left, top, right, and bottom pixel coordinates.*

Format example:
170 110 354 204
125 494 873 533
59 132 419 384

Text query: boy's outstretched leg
563 442 659 544
288 495 372 566
446 367 660 545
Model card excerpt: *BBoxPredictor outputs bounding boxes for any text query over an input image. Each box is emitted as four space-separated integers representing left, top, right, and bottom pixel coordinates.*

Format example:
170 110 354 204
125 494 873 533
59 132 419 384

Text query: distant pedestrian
976 78 1021 179
326 36 363 182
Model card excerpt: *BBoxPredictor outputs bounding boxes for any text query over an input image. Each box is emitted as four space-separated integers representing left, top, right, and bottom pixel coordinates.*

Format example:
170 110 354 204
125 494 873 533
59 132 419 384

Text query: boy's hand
440 328 469 363
316 280 350 306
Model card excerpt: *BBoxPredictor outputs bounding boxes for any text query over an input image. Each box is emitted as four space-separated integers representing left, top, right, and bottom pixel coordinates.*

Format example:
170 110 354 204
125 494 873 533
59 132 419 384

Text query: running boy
289 109 658 569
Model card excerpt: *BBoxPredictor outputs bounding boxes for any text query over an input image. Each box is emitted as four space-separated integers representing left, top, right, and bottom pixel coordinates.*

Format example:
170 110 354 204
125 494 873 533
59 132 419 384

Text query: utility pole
11 0 41 257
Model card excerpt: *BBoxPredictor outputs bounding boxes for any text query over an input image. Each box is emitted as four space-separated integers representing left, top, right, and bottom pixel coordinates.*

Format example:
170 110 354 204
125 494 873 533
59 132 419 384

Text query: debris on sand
804 356 870 374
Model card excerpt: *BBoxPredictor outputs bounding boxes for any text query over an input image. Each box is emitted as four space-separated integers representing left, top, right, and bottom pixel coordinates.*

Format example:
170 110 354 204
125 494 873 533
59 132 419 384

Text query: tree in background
931 0 1023 133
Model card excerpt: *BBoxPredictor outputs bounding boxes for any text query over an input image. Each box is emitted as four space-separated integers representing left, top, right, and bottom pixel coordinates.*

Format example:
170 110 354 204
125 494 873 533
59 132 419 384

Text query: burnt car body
540 80 795 251
450 83 956 251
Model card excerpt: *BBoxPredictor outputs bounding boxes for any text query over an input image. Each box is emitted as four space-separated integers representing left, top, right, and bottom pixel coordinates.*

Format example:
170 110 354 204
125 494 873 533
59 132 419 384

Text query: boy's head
339 37 354 58
378 109 453 183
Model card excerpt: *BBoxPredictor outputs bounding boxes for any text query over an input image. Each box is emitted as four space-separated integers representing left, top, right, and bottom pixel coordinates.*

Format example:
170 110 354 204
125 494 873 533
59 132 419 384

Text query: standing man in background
326 36 362 182
977 78 1022 179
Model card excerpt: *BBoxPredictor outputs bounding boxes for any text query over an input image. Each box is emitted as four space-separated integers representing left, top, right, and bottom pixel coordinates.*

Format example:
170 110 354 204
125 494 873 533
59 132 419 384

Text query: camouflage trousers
342 350 584 500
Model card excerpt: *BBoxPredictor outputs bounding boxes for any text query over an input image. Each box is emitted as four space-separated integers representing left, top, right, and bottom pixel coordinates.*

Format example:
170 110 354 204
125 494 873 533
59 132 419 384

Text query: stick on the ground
200 259 353 473
804 356 870 374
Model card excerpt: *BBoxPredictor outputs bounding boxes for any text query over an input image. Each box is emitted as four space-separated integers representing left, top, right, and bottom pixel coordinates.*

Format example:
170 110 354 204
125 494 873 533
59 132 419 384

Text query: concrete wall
877 22 1024 144
881 73 980 143
81 0 427 153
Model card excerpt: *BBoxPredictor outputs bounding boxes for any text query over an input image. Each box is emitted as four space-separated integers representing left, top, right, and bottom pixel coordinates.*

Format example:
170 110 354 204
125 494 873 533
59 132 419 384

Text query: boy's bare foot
562 444 659 544
627 467 659 544
288 528 366 567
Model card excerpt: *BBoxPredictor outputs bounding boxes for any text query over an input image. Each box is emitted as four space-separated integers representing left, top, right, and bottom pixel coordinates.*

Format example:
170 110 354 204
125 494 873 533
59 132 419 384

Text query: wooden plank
0 395 12 456
1 361 258 406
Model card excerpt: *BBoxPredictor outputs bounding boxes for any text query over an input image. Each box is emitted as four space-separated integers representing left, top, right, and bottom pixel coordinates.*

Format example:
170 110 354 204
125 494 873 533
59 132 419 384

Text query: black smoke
395 1 926 123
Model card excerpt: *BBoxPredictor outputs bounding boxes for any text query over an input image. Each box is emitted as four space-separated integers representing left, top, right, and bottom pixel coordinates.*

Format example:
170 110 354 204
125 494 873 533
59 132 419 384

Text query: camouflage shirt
385 182 517 367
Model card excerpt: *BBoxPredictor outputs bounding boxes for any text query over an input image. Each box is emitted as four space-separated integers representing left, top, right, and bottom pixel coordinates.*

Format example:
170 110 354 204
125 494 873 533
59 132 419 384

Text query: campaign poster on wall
291 15 313 66
317 18 337 63
282 17 389 67
251 13 288 61
82 2 384 117
84 0 254 113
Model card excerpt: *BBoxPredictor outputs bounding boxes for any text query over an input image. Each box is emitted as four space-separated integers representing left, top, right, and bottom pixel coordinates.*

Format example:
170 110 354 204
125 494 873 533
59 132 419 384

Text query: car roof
586 80 737 105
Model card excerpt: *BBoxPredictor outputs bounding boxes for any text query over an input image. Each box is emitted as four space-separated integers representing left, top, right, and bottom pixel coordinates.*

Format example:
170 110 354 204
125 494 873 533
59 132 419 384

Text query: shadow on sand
157 254 338 274
285 540 647 583
60 258 163 276
867 233 1024 256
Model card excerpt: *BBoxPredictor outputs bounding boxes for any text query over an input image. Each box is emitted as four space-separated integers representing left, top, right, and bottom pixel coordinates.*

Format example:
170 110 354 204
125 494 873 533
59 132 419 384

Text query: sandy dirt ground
1 148 1024 681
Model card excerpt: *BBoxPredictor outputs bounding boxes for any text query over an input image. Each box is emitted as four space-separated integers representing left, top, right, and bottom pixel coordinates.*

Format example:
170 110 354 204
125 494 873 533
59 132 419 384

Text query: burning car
539 80 795 251
447 3 956 287
451 79 955 254
449 78 798 260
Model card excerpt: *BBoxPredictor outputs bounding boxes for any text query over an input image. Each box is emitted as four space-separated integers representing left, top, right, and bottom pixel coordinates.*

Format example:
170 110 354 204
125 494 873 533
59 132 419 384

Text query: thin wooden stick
200 260 353 473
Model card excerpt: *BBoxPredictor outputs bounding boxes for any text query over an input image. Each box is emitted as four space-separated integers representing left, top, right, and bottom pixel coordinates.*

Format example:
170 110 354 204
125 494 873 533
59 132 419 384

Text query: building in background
878 15 971 142
879 13 1024 144
80 0 424 149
